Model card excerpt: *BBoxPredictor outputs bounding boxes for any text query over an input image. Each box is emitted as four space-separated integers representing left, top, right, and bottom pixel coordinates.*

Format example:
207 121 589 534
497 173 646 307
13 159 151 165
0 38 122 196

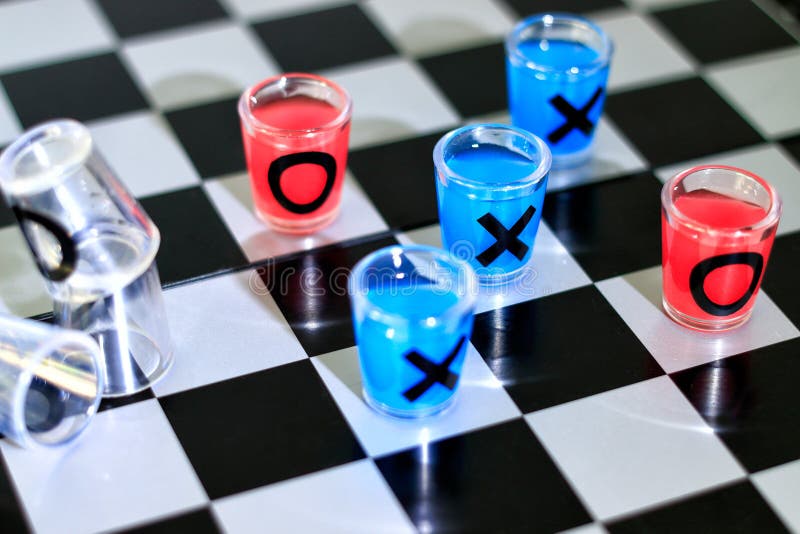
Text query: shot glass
506 13 613 168
0 119 174 397
661 165 782 331
0 314 104 448
349 245 476 418
434 124 551 285
238 73 352 234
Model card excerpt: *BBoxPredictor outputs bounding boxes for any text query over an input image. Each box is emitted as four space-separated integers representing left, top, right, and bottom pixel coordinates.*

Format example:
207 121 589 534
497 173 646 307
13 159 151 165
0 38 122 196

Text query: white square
596 267 799 374
153 270 307 397
527 376 746 521
204 172 389 262
220 0 349 20
398 222 591 314
0 0 113 72
752 459 800 532
595 11 695 92
0 226 51 318
0 400 208 534
312 344 521 457
88 111 201 198
548 117 649 191
0 84 21 146
321 57 460 149
363 0 515 57
122 21 278 110
654 143 800 235
213 459 415 534
706 48 800 139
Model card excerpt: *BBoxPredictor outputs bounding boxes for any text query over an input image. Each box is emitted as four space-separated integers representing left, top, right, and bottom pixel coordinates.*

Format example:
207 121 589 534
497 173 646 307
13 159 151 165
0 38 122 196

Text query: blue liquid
507 39 609 157
354 286 473 416
437 143 547 278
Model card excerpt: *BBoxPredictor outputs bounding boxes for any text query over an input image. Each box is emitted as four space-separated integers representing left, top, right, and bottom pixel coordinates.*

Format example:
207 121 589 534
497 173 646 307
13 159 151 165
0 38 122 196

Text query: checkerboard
1 0 799 532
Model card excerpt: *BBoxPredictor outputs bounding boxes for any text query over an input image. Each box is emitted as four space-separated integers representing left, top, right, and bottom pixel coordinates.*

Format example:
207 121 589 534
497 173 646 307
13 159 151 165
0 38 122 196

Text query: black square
608 481 788 533
653 0 796 64
140 186 248 285
98 389 154 413
471 285 662 413
605 78 762 167
761 232 800 327
504 0 624 16
97 0 227 38
1 53 148 128
260 234 397 356
542 172 664 281
160 359 365 499
0 453 27 534
672 337 800 472
0 193 16 229
419 43 507 118
165 97 245 178
375 420 592 533
252 4 396 72
780 133 800 167
348 131 446 230
115 508 221 534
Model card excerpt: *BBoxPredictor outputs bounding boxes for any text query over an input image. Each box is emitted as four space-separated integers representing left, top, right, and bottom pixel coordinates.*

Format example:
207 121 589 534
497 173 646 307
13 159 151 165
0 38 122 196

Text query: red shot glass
238 73 352 234
661 165 782 331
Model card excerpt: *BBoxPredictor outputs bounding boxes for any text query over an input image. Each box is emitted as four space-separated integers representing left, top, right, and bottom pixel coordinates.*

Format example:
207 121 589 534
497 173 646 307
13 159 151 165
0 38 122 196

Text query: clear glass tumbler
349 245 476 418
434 123 551 285
239 73 352 234
506 13 613 168
0 314 103 447
661 165 782 331
0 119 174 396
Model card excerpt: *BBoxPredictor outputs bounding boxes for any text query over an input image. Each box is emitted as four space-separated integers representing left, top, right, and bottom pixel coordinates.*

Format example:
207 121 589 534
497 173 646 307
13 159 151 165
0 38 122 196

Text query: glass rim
11 329 104 448
0 119 92 197
348 244 477 326
661 164 783 237
433 123 551 193
505 12 614 76
238 72 353 137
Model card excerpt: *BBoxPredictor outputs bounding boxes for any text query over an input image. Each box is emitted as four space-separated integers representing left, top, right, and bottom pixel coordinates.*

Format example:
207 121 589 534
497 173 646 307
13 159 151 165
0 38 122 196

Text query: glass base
551 144 593 170
256 205 340 235
363 388 457 419
476 264 529 286
662 297 753 332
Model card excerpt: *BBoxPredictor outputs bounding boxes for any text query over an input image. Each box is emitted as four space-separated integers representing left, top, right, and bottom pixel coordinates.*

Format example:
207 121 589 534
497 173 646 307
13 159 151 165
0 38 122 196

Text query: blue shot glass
349 245 476 418
434 124 551 285
506 13 613 168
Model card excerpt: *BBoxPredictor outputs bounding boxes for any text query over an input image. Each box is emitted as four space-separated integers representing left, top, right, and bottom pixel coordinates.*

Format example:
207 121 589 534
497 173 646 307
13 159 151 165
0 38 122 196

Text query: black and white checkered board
1 0 800 532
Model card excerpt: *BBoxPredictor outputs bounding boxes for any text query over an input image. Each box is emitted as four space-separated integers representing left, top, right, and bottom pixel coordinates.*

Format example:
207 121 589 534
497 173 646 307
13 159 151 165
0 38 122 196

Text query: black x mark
476 206 536 267
402 337 467 402
547 87 604 144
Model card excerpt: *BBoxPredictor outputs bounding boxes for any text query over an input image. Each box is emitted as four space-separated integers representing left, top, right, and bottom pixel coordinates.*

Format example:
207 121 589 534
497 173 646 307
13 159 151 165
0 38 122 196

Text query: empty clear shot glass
349 245 477 418
434 124 551 285
661 165 782 331
0 314 103 448
0 120 173 397
506 13 613 168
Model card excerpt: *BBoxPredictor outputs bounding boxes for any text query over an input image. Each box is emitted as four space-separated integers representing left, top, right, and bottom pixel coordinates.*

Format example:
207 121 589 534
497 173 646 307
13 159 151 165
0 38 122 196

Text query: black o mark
268 152 337 215
689 252 764 317
12 207 76 282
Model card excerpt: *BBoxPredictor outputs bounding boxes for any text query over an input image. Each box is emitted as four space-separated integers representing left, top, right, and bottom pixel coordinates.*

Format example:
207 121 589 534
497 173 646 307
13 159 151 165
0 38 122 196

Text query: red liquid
662 189 775 326
242 95 350 232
